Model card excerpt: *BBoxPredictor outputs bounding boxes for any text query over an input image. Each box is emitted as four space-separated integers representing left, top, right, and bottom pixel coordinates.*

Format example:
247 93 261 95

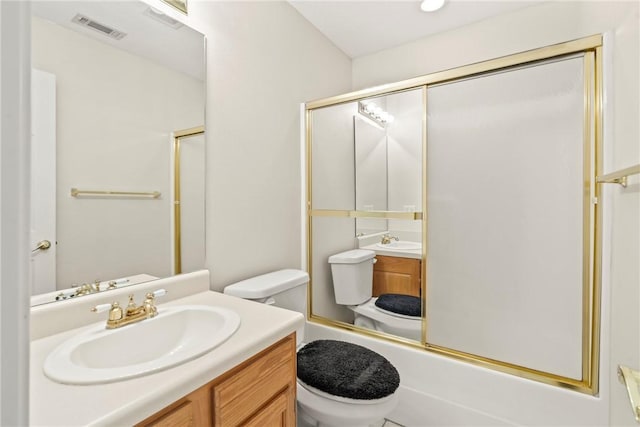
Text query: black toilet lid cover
297 340 400 400
375 293 421 317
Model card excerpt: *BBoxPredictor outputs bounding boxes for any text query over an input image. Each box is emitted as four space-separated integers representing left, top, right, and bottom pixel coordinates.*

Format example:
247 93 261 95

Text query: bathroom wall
31 16 204 287
0 2 31 424
351 1 639 425
147 0 353 290
603 5 640 426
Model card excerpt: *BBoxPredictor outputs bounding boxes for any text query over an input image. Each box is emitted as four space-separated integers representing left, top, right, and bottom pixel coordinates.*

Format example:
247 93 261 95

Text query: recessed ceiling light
420 0 446 12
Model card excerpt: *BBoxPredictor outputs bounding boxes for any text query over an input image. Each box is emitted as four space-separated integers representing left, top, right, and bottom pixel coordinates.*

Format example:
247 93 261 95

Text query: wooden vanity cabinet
373 255 421 297
136 334 297 427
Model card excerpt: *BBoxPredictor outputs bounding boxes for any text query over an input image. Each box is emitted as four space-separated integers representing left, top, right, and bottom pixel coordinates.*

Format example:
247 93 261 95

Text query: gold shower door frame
305 34 603 394
173 126 205 274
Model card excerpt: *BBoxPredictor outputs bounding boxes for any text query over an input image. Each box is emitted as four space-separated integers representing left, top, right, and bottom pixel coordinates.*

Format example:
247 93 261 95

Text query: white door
30 69 57 295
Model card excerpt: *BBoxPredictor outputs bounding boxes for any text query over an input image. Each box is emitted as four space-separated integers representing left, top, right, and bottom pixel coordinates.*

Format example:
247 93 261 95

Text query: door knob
32 240 52 253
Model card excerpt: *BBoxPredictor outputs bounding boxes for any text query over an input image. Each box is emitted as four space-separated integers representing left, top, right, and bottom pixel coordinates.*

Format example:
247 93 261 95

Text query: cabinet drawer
214 336 295 426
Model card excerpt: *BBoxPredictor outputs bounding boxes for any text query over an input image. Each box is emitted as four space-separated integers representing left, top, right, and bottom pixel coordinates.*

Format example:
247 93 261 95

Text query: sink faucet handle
150 289 167 299
142 289 166 318
91 303 112 313
91 301 124 323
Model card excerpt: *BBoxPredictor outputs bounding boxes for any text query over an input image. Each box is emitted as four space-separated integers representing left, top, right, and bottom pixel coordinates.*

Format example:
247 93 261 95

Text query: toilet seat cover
374 294 421 317
297 340 400 400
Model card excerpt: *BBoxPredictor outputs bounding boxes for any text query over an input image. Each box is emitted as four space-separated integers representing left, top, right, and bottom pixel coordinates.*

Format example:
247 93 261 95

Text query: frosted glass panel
426 56 585 379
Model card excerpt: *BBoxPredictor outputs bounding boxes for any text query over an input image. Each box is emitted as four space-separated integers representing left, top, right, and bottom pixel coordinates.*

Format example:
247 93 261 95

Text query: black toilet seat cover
375 293 421 317
297 340 400 400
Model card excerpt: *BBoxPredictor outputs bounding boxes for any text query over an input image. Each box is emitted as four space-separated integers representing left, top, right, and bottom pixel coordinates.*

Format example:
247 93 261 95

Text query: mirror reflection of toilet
329 249 422 341
224 269 401 427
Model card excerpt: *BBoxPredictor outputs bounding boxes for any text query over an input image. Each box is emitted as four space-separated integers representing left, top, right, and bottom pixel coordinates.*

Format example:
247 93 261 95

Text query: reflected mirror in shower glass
308 87 424 344
355 89 423 237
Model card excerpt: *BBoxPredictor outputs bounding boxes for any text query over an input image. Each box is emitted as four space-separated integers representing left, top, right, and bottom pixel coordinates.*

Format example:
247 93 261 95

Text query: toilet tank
328 249 376 305
223 269 309 318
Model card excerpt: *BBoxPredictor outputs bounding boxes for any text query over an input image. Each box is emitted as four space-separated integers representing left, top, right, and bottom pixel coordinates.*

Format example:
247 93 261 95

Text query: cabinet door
214 335 296 426
243 390 294 427
138 385 211 427
373 255 421 297
135 334 296 427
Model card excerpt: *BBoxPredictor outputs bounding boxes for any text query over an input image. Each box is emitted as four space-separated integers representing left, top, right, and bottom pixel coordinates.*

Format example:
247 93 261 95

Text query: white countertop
361 243 422 260
30 289 304 426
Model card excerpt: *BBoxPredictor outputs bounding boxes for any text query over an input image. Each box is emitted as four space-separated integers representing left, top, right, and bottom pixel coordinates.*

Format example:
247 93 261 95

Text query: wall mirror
306 35 603 394
29 1 205 306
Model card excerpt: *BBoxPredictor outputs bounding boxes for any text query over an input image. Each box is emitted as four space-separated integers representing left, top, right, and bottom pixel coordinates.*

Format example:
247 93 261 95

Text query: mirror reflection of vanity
306 35 604 394
29 1 205 306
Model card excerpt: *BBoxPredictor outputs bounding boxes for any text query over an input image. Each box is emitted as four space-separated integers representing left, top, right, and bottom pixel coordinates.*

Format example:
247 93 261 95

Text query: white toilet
223 269 400 427
328 249 422 341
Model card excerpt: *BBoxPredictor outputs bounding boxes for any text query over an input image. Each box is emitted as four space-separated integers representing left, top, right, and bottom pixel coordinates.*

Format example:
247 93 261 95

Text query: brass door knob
32 240 52 252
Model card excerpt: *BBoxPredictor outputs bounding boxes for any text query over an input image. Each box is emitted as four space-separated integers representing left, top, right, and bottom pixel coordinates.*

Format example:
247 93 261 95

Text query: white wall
606 5 640 426
350 1 639 425
0 2 31 424
31 16 204 288
146 0 353 290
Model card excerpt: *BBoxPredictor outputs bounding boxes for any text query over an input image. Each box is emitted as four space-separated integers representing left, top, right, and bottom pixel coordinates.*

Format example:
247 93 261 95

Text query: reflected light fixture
358 101 394 128
420 0 446 12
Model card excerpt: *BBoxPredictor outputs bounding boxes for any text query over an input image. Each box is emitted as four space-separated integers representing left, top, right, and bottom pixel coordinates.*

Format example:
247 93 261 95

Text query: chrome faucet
91 289 166 329
380 234 399 245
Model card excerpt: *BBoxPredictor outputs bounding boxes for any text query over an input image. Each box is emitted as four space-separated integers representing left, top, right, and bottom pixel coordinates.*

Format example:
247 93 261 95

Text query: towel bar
70 188 161 199
618 365 640 422
596 164 640 188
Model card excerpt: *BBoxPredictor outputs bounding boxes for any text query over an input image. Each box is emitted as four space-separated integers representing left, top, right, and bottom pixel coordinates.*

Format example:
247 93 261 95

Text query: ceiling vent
143 7 184 30
71 14 127 40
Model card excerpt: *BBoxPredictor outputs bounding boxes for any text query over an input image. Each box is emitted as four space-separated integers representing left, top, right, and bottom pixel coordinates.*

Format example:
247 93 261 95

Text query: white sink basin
376 241 422 251
43 305 240 385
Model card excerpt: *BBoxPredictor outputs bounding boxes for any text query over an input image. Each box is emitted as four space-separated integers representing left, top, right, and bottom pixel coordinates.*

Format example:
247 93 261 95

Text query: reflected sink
44 305 240 385
376 241 422 251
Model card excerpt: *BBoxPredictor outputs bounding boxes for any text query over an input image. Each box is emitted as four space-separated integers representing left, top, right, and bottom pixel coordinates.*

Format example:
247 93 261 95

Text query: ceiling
289 0 544 58
30 1 546 79
31 1 205 81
